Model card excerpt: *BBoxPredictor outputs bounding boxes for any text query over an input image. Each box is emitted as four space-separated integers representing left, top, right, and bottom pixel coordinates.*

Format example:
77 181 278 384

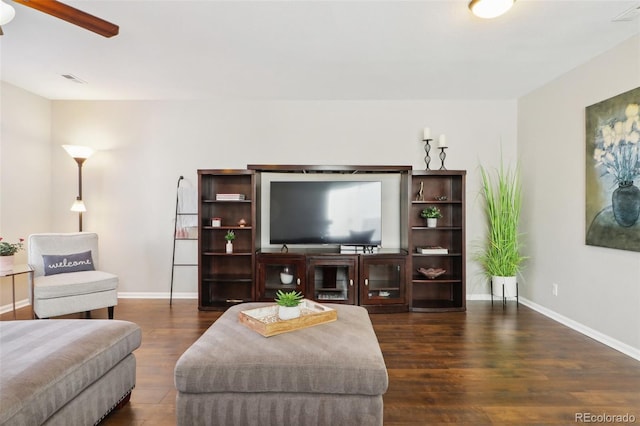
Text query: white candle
423 127 431 140
438 134 447 147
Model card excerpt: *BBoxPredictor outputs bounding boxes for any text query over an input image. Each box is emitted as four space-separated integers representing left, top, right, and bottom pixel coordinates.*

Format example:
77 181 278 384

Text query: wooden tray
238 299 337 337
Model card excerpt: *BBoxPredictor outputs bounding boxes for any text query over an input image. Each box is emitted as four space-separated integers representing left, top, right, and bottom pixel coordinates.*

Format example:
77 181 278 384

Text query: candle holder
438 147 448 170
423 139 433 170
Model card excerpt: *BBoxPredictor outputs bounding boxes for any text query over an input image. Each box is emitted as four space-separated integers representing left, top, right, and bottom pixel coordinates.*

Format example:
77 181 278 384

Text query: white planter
0 255 14 272
426 218 438 228
225 242 233 254
278 305 301 320
492 276 517 297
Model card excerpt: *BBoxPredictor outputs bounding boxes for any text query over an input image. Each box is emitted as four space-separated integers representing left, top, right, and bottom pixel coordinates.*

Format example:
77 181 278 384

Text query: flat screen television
270 181 382 245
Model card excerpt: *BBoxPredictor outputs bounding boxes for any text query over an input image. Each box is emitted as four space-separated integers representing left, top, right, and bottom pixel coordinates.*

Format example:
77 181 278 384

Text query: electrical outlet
552 283 559 296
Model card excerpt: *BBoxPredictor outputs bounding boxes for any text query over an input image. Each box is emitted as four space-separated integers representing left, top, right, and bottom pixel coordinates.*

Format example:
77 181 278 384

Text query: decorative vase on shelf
426 218 438 228
280 267 294 284
612 181 640 227
225 242 233 254
0 255 15 272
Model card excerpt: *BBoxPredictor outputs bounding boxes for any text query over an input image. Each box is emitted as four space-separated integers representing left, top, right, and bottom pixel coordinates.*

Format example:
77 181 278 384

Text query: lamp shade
62 145 95 160
469 0 515 19
70 198 87 212
0 0 15 26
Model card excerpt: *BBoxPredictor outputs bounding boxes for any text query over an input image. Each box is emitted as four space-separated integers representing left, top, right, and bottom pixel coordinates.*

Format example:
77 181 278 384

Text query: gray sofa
0 319 141 426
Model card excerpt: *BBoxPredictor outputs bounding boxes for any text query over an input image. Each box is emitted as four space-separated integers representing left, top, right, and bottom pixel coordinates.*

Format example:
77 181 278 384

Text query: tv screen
270 181 382 245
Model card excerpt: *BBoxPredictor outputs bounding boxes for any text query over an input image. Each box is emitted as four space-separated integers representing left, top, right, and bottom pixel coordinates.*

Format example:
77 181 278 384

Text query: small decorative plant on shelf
275 290 303 320
0 237 24 271
224 230 235 253
420 206 442 228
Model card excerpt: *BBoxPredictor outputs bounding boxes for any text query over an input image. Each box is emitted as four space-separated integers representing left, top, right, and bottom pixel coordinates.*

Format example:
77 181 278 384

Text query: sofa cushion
42 250 95 276
174 303 388 396
34 270 118 299
0 320 141 426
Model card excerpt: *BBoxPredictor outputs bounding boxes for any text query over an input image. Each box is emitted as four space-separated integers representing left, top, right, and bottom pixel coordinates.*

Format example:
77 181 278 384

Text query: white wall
40 99 514 297
518 35 640 351
0 83 52 305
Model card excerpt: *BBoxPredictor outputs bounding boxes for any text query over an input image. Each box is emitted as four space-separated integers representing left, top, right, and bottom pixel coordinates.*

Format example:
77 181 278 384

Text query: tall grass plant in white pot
475 161 526 297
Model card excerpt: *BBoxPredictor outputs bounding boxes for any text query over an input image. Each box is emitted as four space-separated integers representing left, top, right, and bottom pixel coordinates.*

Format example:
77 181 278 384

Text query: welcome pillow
42 250 95 276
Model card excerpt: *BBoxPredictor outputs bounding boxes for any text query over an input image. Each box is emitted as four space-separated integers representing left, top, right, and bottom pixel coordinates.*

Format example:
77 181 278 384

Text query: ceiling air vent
612 3 640 21
61 74 87 84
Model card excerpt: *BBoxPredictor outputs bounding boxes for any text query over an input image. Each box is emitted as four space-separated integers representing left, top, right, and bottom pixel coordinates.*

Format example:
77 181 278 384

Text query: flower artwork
586 87 640 252
593 103 640 185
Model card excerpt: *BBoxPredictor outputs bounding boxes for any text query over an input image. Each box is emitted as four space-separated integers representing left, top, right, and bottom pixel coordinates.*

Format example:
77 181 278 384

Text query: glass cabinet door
256 254 306 301
360 256 406 305
307 256 357 304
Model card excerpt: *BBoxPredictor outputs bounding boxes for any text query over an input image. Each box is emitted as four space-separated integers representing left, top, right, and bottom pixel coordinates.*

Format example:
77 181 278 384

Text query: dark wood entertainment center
197 165 466 313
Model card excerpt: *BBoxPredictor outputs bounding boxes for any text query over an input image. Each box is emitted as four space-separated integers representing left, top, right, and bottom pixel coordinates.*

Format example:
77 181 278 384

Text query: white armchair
28 232 118 319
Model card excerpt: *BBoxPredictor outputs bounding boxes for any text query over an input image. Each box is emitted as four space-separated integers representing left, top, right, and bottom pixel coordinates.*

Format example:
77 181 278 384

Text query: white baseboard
466 294 493 301
467 293 640 362
0 293 199 314
517 297 640 362
0 298 30 315
117 292 198 299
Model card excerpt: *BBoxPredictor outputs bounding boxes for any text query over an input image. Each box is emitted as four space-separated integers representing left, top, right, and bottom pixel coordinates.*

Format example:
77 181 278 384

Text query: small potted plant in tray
275 290 303 320
420 206 442 228
224 230 235 253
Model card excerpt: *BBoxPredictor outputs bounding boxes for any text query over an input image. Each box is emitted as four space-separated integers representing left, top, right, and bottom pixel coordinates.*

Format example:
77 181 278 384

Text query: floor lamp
63 145 94 231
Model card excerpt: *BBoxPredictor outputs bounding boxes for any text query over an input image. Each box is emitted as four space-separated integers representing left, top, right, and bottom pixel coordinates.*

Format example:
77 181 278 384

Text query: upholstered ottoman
174 303 388 426
0 319 141 426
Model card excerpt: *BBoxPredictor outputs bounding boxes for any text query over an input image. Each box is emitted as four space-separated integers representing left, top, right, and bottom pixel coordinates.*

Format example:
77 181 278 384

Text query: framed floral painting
585 87 640 251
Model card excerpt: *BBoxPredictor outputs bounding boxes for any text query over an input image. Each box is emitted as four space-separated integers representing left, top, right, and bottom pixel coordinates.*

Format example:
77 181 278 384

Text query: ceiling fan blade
12 0 119 38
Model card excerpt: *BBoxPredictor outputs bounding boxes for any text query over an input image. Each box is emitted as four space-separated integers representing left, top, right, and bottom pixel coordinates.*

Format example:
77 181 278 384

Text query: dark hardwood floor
3 299 639 425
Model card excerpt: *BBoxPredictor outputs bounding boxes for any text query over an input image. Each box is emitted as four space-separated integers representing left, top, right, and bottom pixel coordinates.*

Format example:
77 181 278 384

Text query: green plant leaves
275 290 303 307
476 162 526 277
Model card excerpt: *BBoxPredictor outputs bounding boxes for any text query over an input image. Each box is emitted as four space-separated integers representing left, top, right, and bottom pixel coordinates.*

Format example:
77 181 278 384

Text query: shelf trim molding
248 164 411 173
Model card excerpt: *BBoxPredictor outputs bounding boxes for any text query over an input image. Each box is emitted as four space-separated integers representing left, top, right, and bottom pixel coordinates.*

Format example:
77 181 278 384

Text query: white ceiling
1 0 638 101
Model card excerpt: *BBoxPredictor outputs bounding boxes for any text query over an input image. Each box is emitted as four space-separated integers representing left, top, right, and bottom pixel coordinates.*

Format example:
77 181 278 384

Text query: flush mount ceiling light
469 0 515 19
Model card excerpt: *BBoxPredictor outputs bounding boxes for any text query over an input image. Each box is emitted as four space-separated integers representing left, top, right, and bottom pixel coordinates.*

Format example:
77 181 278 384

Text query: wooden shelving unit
409 170 466 312
197 165 466 314
197 169 257 310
